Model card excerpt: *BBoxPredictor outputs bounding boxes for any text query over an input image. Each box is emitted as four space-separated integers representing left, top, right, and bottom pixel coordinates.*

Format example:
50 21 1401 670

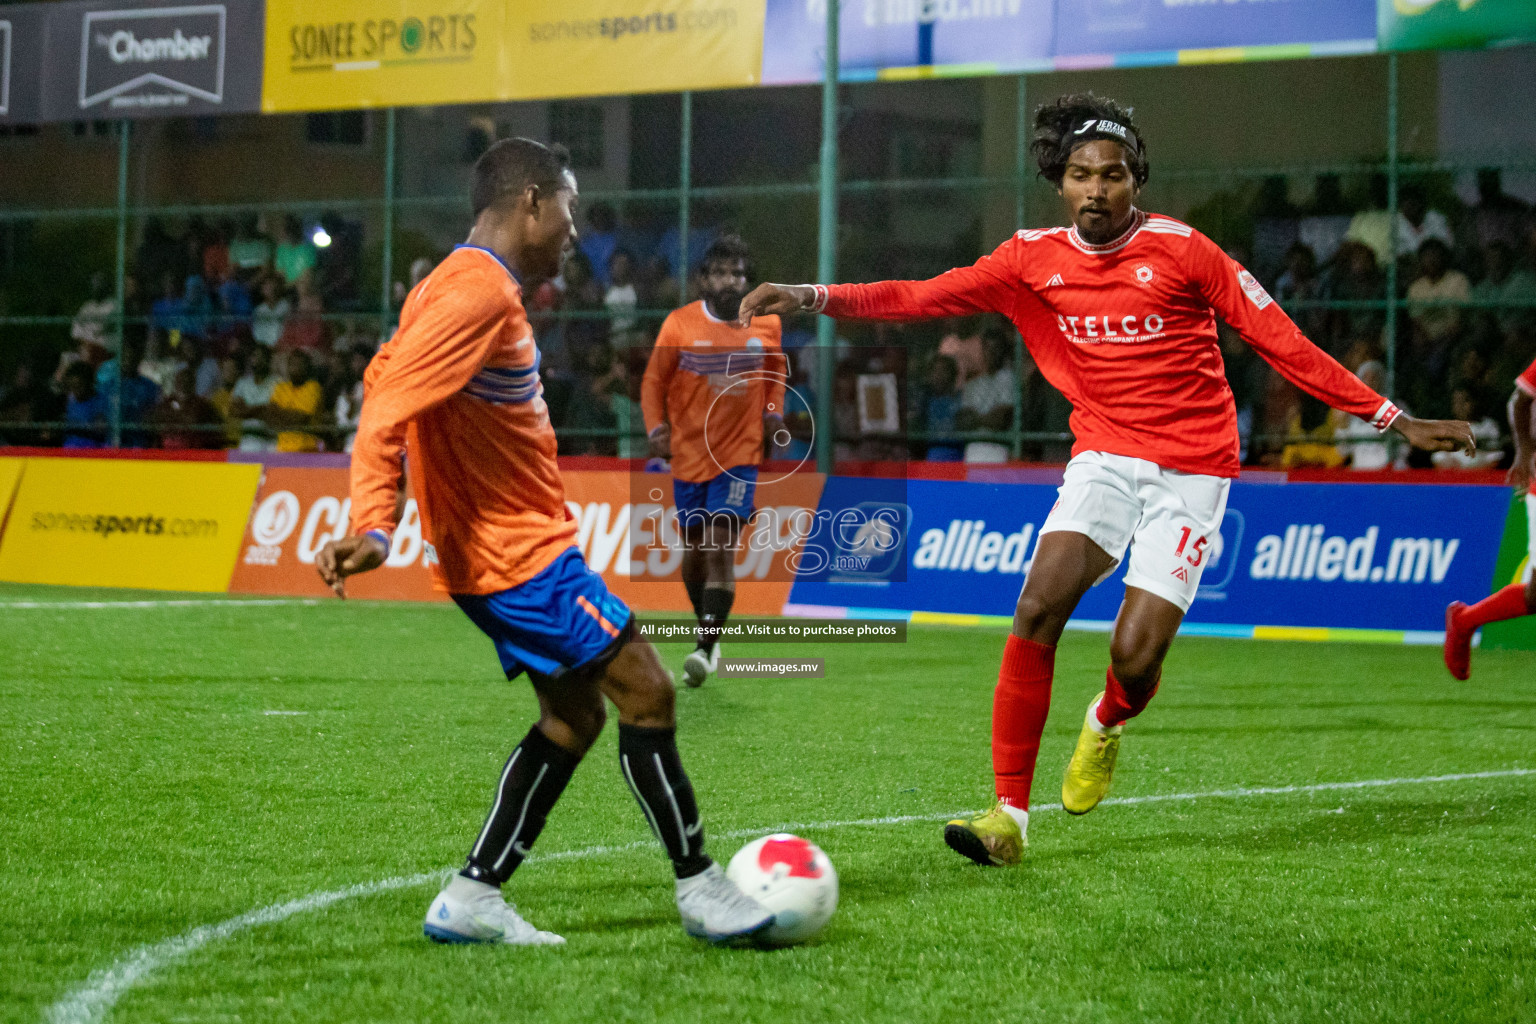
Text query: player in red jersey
1443 356 1536 678
738 94 1474 866
315 139 772 944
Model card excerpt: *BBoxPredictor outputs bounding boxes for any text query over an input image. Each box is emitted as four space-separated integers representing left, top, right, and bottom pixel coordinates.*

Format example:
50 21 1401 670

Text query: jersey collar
454 244 523 286
1067 208 1146 256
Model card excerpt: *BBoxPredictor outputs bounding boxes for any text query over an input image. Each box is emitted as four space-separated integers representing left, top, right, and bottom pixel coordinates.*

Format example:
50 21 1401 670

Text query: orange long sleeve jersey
348 246 576 595
640 301 786 483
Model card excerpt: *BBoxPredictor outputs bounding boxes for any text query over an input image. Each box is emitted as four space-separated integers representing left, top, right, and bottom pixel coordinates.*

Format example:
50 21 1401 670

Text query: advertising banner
1379 0 1536 52
788 478 1509 636
508 0 767 99
229 466 822 615
261 0 505 113
228 465 446 600
263 0 765 113
0 458 260 592
0 5 44 124
762 0 1054 85
38 0 265 123
0 457 24 523
1481 492 1535 651
1052 0 1376 61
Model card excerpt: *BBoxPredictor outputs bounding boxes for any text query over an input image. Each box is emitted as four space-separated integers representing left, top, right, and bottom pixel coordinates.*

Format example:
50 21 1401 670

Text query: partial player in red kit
738 94 1475 866
1443 356 1536 678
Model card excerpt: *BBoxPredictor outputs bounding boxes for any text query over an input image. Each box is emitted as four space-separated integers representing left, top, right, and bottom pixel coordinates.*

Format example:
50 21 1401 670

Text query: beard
707 289 745 321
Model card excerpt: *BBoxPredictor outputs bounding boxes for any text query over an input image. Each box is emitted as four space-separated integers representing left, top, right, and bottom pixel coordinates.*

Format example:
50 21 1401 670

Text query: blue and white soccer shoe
675 862 775 944
423 875 565 946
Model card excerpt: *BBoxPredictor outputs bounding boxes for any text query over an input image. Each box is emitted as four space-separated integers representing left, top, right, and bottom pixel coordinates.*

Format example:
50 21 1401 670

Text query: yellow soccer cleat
1062 694 1121 815
943 801 1025 866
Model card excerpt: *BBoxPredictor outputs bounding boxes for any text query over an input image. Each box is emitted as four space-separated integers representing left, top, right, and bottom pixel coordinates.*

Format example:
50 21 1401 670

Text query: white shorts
1037 451 1231 612
1526 493 1536 581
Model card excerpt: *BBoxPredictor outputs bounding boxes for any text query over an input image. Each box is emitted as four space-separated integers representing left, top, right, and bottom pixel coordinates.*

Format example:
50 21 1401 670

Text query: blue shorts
453 547 633 684
673 466 757 522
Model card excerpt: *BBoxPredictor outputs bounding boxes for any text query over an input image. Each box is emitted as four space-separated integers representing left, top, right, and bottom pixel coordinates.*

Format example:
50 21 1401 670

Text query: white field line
3 599 324 610
45 767 1536 1024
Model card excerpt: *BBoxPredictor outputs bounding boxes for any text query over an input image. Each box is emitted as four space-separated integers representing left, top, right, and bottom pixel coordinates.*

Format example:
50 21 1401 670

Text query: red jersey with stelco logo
1517 356 1536 399
813 210 1399 478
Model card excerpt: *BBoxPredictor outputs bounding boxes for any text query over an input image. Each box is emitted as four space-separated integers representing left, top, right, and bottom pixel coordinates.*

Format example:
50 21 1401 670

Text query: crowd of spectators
1236 167 1536 470
3 171 1534 470
0 212 373 451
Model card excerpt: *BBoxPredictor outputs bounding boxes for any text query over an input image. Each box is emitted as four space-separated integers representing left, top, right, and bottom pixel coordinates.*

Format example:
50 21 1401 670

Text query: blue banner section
787 479 1509 632
1052 0 1375 57
790 474 911 583
763 0 1055 84
761 0 1374 84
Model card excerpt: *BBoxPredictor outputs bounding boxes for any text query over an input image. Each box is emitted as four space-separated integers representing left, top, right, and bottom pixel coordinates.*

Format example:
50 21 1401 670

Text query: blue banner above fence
1052 0 1376 61
762 0 1378 85
787 478 1509 637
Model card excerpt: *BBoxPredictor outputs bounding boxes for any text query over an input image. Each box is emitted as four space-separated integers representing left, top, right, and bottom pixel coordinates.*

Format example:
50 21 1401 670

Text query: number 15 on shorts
1174 526 1207 567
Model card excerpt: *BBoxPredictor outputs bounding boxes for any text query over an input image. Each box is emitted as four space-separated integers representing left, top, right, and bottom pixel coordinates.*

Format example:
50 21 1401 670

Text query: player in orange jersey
315 139 772 947
642 235 788 686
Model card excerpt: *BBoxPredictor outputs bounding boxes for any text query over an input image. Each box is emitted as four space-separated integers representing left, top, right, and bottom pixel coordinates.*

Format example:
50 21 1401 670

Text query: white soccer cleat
682 644 721 689
675 862 775 944
423 875 565 946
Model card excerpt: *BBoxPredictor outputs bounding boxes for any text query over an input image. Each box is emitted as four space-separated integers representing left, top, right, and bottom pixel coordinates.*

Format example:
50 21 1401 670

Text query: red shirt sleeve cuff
1371 400 1401 432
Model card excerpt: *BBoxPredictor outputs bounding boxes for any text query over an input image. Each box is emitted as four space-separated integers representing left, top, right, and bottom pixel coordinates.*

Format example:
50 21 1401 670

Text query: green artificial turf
3 583 1533 1024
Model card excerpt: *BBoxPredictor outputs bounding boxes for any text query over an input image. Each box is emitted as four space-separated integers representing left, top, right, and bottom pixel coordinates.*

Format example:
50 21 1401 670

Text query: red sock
1461 584 1534 630
1095 666 1160 730
992 635 1054 811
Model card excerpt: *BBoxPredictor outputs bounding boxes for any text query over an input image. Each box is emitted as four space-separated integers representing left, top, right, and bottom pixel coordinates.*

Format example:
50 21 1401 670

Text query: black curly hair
1031 93 1149 189
698 232 752 277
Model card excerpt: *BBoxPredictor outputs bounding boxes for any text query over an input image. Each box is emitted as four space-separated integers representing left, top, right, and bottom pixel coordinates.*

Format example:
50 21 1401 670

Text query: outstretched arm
1192 236 1474 456
737 239 1023 326
1509 385 1534 493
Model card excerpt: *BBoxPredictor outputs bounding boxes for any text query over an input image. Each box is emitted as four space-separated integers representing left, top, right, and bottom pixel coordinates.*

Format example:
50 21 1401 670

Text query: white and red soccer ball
726 833 838 945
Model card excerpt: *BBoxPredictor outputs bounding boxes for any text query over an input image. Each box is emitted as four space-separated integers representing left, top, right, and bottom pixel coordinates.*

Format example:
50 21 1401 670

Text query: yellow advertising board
262 0 764 112
505 0 765 100
263 0 508 112
0 457 25 527
0 458 262 592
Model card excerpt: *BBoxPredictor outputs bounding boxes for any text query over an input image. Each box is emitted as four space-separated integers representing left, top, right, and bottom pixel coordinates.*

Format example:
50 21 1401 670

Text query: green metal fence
2 46 1534 471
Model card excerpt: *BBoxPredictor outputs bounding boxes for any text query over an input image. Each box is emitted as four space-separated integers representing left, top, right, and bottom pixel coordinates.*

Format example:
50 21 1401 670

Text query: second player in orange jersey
642 235 787 686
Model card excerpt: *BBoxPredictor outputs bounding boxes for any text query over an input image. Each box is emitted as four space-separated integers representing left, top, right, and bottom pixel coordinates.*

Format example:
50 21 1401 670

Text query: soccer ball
725 833 838 945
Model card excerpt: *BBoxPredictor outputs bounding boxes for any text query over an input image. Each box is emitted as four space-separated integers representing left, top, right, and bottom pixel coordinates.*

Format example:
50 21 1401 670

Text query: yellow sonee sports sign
261 0 764 112
505 0 765 100
0 458 261 593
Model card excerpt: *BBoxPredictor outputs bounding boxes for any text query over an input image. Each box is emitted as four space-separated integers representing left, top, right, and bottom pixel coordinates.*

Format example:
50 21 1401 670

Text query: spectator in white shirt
229 345 281 451
958 327 1017 464
604 249 640 346
71 272 118 352
1396 184 1454 260
1432 387 1503 470
252 277 291 348
1340 360 1402 470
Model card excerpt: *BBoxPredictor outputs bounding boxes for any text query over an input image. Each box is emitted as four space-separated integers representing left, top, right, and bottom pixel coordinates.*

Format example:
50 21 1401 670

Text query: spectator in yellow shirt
266 349 324 452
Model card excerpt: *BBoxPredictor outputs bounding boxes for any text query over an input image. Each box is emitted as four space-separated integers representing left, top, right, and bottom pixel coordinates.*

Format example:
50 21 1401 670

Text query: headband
1069 117 1141 155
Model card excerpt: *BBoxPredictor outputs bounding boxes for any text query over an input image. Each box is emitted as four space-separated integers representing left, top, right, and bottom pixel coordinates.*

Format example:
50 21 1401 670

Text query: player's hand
315 533 388 599
763 412 786 456
1391 414 1475 455
736 283 816 326
648 423 671 460
1508 451 1534 495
